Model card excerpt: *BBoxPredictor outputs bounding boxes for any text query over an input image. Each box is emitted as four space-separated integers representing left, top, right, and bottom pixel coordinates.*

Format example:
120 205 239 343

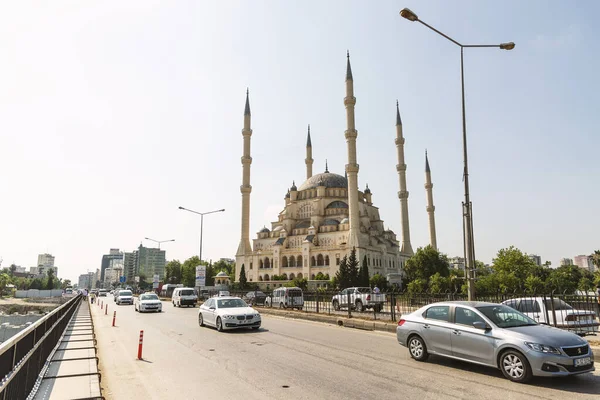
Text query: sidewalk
32 300 103 400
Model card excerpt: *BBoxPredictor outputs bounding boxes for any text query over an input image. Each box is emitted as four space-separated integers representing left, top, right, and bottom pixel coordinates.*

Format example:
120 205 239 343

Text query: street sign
135 276 140 283
119 276 126 283
195 265 206 287
152 282 159 289
153 274 159 283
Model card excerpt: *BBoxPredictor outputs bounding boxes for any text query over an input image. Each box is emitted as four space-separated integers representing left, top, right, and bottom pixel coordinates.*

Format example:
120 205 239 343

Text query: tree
61 279 72 289
335 256 350 288
46 268 55 290
9 264 17 277
181 256 202 287
492 246 536 286
346 248 360 287
359 255 370 287
0 273 10 297
545 265 582 294
285 277 308 290
524 275 545 293
370 273 388 291
406 278 427 294
165 260 182 284
591 250 600 275
30 278 43 290
239 264 247 289
428 272 449 293
404 246 450 285
578 277 594 293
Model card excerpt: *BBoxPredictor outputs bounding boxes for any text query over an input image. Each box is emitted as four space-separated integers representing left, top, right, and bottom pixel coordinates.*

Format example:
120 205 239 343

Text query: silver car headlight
525 342 561 355
223 315 236 320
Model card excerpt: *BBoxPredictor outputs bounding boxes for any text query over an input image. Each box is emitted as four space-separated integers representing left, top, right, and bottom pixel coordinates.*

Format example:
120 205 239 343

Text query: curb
259 307 397 334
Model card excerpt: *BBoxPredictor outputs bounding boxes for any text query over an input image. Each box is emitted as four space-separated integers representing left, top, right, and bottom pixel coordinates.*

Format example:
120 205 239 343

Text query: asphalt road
91 299 600 400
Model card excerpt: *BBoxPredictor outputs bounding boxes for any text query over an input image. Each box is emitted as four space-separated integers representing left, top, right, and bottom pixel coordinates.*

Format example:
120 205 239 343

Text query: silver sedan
396 301 595 383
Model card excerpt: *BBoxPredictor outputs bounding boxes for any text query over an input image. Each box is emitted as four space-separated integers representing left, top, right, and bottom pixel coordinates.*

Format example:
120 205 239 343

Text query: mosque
234 53 437 289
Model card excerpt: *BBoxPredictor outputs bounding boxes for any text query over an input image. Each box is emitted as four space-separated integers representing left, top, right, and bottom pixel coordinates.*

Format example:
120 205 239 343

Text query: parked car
243 291 267 306
397 301 595 383
198 296 261 332
331 287 385 312
172 287 198 307
502 297 600 336
135 293 163 313
115 289 134 305
265 287 304 310
198 289 210 300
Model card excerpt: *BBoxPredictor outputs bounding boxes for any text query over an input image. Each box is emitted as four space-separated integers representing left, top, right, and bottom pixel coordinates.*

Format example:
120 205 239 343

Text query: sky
1 1 599 283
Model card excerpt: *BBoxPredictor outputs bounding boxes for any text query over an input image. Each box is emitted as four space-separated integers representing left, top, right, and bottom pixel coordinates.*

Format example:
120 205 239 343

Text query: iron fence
0 295 82 400
222 289 600 333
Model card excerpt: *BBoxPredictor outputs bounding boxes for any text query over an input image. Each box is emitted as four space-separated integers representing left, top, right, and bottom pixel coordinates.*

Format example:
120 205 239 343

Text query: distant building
37 253 55 268
78 272 95 290
122 245 166 283
37 265 58 278
104 258 124 285
219 258 235 264
573 255 594 273
449 257 465 270
29 266 39 275
100 249 123 283
14 266 26 274
560 258 573 266
528 254 542 266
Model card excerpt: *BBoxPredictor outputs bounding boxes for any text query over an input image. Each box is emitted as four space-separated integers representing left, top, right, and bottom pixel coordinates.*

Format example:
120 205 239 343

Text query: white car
198 296 261 332
135 293 163 313
115 289 133 305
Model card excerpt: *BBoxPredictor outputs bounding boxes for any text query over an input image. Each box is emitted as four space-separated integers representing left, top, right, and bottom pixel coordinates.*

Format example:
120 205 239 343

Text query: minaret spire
425 150 437 250
305 124 313 179
344 51 361 251
395 101 414 255
325 159 329 173
237 89 253 259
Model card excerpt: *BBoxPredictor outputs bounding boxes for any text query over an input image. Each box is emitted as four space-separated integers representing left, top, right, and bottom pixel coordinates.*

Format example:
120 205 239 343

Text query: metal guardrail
223 289 600 333
0 295 82 400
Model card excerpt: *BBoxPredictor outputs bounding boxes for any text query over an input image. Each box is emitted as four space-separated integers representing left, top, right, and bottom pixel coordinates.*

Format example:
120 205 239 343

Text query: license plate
574 357 591 367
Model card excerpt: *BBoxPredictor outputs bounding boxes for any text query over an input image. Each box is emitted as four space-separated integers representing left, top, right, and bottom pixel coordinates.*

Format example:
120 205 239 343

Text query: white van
266 287 304 310
172 287 198 307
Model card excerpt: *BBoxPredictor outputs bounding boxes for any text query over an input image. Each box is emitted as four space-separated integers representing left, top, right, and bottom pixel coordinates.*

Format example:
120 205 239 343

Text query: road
91 299 600 400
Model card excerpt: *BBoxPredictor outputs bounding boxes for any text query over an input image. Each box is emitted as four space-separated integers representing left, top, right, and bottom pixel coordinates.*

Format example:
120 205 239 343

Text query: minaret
395 101 414 255
344 51 361 250
236 89 253 257
425 150 437 250
305 125 313 179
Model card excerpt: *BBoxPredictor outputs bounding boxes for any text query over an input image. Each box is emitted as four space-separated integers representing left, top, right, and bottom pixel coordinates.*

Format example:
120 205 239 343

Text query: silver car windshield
140 294 158 300
119 291 132 296
476 305 537 328
217 299 247 308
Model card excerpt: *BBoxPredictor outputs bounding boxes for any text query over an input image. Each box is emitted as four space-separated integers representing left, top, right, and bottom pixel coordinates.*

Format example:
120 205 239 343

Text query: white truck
331 287 385 312
502 297 600 336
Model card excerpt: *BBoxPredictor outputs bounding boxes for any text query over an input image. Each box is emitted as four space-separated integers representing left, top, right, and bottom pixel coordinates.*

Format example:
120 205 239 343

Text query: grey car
396 301 595 383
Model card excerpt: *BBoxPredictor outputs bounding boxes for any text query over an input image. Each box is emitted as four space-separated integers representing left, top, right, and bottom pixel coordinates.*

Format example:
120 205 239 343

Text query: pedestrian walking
373 285 380 294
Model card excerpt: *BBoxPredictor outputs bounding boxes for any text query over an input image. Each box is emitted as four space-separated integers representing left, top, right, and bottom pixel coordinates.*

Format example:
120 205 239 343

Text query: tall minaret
425 150 438 250
305 124 313 179
395 101 414 255
236 89 253 257
344 51 361 250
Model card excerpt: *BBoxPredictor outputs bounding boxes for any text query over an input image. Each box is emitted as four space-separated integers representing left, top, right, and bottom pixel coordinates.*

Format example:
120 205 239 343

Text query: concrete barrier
15 289 63 298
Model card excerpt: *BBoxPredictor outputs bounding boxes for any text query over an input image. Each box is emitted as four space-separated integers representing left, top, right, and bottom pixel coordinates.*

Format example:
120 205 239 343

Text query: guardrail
0 294 82 400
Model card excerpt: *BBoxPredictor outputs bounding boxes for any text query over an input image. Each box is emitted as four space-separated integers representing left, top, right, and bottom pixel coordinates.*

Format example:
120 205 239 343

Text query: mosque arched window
289 256 296 267
325 255 330 266
297 273 303 279
264 258 270 268
317 254 324 266
297 255 303 267
282 256 288 268
311 256 316 267
289 273 295 280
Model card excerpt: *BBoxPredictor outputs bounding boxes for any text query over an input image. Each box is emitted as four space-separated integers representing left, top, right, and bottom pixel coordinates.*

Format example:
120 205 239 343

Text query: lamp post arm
417 19 462 47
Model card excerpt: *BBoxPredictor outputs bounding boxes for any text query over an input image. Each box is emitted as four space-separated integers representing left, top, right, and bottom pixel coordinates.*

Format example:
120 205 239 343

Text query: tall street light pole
399 8 514 300
144 237 175 250
178 207 225 263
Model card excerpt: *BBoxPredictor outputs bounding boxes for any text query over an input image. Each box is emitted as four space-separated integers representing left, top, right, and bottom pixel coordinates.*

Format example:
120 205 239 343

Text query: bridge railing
0 294 82 400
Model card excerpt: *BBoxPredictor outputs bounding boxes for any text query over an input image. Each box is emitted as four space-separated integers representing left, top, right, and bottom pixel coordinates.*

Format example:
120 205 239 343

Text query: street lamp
178 206 225 263
400 7 514 301
144 237 175 250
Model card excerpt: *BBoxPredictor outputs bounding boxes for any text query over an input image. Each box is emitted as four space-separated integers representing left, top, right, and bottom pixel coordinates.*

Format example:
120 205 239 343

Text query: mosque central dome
297 172 348 191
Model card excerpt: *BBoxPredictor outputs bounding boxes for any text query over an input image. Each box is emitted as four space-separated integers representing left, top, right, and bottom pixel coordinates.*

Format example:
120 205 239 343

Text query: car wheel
500 350 532 383
355 301 364 312
198 313 204 327
279 303 284 309
333 300 340 311
172 301 175 307
408 335 429 362
216 317 223 332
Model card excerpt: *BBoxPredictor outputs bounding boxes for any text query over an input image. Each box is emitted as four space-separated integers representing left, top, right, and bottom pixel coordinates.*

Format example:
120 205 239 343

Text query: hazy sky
1 1 599 283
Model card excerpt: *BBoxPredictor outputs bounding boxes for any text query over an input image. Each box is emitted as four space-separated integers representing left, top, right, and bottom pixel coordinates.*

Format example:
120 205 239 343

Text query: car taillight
398 319 406 326
366 295 371 301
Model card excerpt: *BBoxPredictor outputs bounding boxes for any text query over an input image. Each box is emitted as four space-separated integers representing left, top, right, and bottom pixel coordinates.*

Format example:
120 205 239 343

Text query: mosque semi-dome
297 172 348 191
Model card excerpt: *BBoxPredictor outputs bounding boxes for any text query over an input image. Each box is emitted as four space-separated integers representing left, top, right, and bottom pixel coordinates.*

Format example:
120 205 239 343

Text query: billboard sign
134 276 140 283
153 274 159 283
195 265 206 287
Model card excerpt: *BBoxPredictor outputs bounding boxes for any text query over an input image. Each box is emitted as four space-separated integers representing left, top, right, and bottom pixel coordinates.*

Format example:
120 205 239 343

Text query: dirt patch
0 297 61 315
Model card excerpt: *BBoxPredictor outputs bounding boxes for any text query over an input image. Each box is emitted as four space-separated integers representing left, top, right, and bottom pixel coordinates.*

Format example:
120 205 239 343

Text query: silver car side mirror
473 321 489 330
